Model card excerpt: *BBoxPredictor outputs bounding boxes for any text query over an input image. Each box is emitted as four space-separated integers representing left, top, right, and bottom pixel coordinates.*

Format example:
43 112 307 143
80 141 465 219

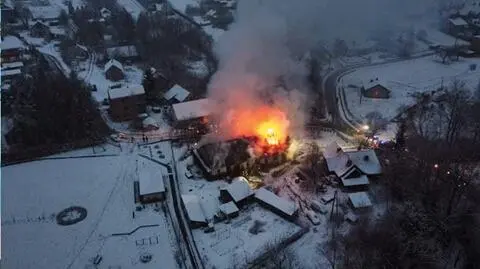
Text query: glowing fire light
223 106 290 155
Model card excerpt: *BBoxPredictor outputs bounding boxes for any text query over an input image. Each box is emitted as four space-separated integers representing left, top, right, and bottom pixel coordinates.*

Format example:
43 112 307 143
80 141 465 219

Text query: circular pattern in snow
56 206 87 226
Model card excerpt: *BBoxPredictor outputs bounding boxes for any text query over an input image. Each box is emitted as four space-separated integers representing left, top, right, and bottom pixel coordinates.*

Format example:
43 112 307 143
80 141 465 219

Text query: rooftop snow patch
164 84 190 102
139 169 165 195
425 29 470 48
221 177 254 203
1 69 22 77
348 192 372 208
2 62 24 70
255 187 297 217
449 17 468 26
181 194 206 223
108 84 145 99
344 149 381 175
219 201 239 215
325 150 353 177
1 36 25 50
341 174 369 187
104 59 123 73
172 98 211 121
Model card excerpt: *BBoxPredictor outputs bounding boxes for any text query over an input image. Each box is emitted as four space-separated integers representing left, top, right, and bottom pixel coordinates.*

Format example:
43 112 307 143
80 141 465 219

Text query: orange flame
224 106 290 155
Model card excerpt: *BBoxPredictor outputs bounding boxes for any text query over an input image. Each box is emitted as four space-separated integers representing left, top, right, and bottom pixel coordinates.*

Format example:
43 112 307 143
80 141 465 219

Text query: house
348 192 372 209
30 21 51 39
100 7 111 19
219 201 239 219
67 44 89 60
361 78 391 99
193 138 255 178
2 61 24 71
108 84 146 121
106 45 139 61
138 169 165 203
49 26 66 40
1 35 25 63
323 142 381 188
255 187 298 221
164 84 191 103
1 69 23 82
171 98 211 128
447 17 469 36
219 177 254 207
181 194 207 228
104 59 125 81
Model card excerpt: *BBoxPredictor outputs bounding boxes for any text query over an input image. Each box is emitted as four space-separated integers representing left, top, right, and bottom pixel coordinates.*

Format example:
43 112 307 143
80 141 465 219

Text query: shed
138 169 165 203
348 192 372 209
219 201 239 218
254 187 298 221
104 59 124 81
181 194 207 228
164 84 190 103
220 177 254 207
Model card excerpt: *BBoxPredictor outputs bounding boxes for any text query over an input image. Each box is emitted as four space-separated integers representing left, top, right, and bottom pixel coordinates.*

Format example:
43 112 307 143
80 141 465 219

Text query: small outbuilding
181 194 207 228
104 59 125 81
219 177 254 207
219 201 239 218
254 187 298 221
348 192 372 209
164 84 190 103
138 170 165 203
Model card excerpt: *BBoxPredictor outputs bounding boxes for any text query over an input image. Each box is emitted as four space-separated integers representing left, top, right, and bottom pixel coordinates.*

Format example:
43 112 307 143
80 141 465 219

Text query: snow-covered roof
348 192 372 208
28 5 62 20
1 36 25 50
219 201 239 215
362 78 389 91
2 62 24 70
325 150 353 177
108 85 145 100
104 59 123 73
221 177 254 202
106 45 138 58
1 69 22 77
255 187 297 216
76 44 88 52
449 17 468 26
426 30 470 48
341 175 369 187
142 117 158 127
139 169 165 195
164 84 190 102
323 141 341 159
172 98 211 121
181 194 206 223
50 26 66 36
345 150 382 175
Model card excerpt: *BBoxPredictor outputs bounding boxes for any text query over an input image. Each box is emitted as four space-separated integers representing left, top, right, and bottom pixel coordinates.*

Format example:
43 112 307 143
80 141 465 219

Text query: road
322 51 436 134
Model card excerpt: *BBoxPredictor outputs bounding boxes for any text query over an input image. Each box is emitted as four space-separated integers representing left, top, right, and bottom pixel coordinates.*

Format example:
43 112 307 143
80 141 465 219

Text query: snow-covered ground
116 0 145 20
2 144 179 269
341 56 480 122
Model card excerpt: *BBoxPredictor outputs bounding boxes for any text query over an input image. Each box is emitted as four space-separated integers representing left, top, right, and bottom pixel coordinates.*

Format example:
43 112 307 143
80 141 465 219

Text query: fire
224 106 290 155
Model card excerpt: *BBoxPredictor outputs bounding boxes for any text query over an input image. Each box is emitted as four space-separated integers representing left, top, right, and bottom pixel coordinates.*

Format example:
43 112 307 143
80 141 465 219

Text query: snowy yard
2 145 179 269
341 56 480 122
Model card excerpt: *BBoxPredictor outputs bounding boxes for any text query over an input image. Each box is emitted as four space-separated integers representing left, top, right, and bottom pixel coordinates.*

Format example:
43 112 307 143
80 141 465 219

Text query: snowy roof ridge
104 59 123 72
108 84 145 100
348 192 372 208
221 177 254 202
172 98 211 121
164 84 190 102
255 187 297 216
181 194 206 222
1 35 25 50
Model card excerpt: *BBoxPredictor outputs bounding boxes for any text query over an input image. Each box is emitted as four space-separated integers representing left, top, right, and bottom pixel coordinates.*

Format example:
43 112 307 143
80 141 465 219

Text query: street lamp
362 125 369 131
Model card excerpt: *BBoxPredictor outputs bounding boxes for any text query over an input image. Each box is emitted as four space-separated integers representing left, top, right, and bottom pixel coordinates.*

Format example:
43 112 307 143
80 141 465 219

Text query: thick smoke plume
207 0 443 141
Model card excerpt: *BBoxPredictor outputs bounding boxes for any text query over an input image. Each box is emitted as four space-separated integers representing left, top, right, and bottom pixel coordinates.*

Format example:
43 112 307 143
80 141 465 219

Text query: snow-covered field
341 56 480 122
2 144 179 269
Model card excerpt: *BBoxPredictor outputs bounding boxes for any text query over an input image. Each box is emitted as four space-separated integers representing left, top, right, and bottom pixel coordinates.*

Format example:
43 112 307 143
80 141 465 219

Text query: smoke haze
207 0 443 139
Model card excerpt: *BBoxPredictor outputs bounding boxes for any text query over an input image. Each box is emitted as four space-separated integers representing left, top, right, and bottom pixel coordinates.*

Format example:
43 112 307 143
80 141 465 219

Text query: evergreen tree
143 68 156 103
395 120 406 151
